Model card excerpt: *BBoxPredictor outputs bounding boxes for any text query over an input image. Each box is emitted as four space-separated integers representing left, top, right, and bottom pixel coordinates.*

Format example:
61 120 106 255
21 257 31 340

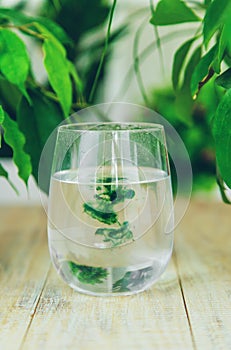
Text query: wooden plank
5 200 230 350
21 259 194 350
0 207 50 350
175 200 231 349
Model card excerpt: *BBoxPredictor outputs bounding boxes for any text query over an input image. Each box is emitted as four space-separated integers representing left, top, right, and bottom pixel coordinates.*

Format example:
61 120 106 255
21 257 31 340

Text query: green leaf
0 105 4 125
17 90 64 187
83 202 118 225
68 261 108 285
0 8 72 44
32 22 66 53
197 76 223 122
191 44 217 97
0 78 22 115
215 68 231 89
175 91 193 125
212 88 231 187
32 17 72 45
183 46 202 87
0 163 18 194
11 0 28 12
43 39 72 117
96 221 133 247
68 61 83 95
150 0 200 26
0 29 30 100
95 178 135 205
112 271 132 292
172 37 196 91
216 167 231 204
203 0 231 47
34 20 72 113
213 22 231 73
175 46 201 123
0 8 29 25
224 54 231 67
2 113 32 185
0 163 9 177
0 105 4 147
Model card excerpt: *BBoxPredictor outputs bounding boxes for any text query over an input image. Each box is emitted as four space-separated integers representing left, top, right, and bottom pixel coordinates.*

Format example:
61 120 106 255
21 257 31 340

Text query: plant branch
26 77 87 110
149 0 165 79
193 67 215 100
42 88 88 109
1 23 45 40
113 28 195 101
89 0 117 103
133 18 151 106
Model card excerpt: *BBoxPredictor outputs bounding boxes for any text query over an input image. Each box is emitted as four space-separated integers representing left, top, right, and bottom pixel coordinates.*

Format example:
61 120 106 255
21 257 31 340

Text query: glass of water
48 122 174 296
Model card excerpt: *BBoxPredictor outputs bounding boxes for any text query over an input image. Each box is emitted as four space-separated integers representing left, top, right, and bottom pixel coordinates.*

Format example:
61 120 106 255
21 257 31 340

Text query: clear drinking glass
48 122 174 296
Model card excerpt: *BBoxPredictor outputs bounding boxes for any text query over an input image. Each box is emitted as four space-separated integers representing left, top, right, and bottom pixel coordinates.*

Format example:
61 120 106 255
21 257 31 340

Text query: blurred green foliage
0 0 124 189
149 0 231 201
151 82 220 193
40 0 124 100
0 0 231 202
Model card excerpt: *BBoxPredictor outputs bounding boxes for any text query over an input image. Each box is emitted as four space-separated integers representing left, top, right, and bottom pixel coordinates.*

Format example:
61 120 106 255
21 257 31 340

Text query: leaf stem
42 89 88 109
26 77 87 110
89 0 117 103
113 28 196 101
1 23 45 40
193 67 214 99
149 0 165 79
133 18 151 106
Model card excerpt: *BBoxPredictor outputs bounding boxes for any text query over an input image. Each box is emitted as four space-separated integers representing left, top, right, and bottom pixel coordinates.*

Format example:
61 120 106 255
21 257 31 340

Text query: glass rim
58 122 164 133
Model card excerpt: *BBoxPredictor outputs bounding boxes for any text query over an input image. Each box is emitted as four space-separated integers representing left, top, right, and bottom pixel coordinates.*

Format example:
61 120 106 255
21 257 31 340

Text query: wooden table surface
0 200 230 350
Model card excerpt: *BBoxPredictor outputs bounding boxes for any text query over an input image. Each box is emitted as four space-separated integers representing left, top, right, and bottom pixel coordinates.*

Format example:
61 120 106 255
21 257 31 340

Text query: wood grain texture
0 200 230 350
21 261 193 350
175 201 231 350
0 207 50 350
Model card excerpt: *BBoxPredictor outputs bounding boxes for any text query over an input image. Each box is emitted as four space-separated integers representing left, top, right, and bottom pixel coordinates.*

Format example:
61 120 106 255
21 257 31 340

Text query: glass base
68 279 158 297
52 257 171 296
